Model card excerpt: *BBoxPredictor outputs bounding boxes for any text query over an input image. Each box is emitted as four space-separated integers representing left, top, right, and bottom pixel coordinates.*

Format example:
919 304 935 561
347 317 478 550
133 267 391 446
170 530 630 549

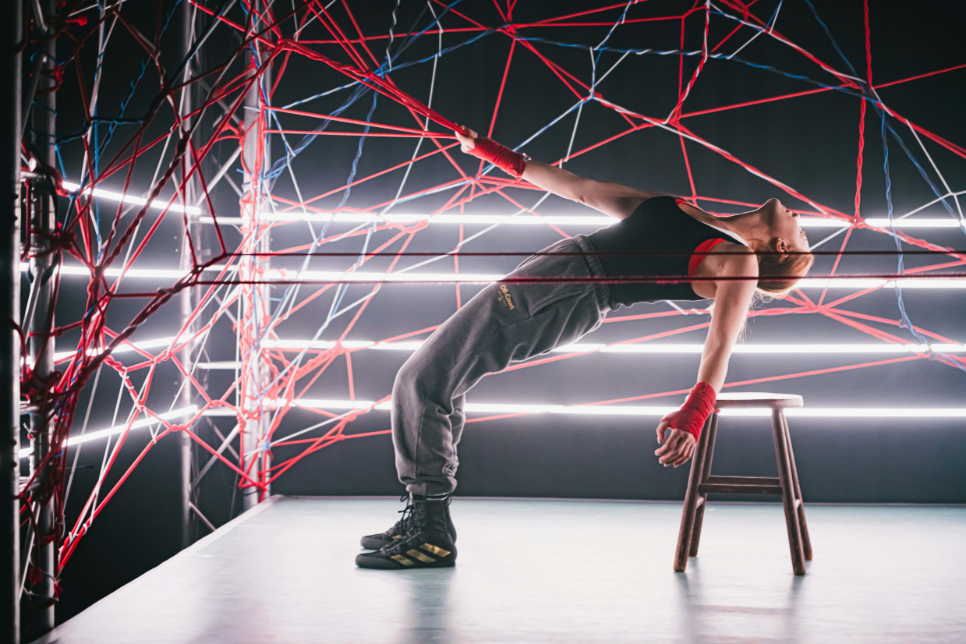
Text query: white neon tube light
263 340 966 355
247 271 966 288
862 218 964 229
19 262 966 289
305 272 966 288
18 406 197 460
198 212 963 229
61 181 201 215
54 178 961 229
796 278 966 289
51 336 180 363
211 398 966 418
205 212 618 226
18 263 192 279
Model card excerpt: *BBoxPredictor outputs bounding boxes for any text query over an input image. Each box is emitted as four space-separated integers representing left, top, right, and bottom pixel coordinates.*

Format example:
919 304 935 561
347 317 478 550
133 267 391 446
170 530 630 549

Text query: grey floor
35 496 966 644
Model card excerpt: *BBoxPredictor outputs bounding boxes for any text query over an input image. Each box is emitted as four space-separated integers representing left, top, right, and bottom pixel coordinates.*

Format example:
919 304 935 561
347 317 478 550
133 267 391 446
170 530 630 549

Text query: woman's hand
454 127 478 153
655 423 697 467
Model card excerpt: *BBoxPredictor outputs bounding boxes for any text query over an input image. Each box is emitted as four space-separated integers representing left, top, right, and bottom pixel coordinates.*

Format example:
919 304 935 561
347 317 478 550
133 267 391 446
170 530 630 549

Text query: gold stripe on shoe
407 549 436 564
391 554 416 567
420 543 451 557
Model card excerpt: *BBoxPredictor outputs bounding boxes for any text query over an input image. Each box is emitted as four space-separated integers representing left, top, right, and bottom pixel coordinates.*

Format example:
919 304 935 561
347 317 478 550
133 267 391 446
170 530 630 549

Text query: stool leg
674 414 714 572
780 412 812 561
689 414 718 557
772 410 807 576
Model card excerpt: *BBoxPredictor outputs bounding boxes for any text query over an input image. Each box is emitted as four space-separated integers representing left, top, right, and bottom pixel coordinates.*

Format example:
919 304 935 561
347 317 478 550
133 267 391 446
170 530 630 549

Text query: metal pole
177 0 199 550
240 13 271 511
27 0 56 632
1 0 24 639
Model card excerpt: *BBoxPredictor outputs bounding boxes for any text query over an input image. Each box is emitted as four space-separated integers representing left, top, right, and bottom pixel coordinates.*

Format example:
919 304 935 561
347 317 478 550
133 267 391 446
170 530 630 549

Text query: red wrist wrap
661 382 718 440
468 137 527 178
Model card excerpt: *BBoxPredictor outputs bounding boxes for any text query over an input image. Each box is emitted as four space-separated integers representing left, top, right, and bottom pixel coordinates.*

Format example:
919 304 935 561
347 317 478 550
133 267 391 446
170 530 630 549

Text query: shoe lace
393 492 415 535
382 526 423 555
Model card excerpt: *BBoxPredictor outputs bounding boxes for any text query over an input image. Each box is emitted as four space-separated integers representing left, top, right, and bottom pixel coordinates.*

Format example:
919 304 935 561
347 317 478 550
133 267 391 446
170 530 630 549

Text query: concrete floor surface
33 496 966 643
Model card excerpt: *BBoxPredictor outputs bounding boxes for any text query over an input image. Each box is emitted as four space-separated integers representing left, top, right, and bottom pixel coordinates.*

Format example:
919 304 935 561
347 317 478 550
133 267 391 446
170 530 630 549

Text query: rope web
15 0 966 602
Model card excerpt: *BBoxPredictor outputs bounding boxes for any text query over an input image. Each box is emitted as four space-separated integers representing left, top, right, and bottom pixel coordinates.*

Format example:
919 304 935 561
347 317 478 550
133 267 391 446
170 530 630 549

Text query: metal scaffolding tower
239 29 273 510
25 0 59 631
1 0 24 640
179 0 201 552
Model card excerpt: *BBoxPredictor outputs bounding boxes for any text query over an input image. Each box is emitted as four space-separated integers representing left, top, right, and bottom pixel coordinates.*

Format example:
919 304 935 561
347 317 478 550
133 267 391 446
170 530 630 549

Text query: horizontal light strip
202 409 237 417
209 398 966 418
51 336 180 363
62 181 201 216
54 337 966 368
23 399 954 463
202 212 616 226
198 212 964 230
23 263 965 289
19 263 190 279
196 361 243 370
18 406 197 460
23 398 959 462
258 340 966 355
863 218 965 229
54 179 962 230
796 278 966 289
288 270 509 282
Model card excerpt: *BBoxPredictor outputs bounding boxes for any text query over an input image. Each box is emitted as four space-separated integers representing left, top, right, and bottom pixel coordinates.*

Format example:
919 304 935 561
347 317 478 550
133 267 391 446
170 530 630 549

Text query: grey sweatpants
391 235 611 496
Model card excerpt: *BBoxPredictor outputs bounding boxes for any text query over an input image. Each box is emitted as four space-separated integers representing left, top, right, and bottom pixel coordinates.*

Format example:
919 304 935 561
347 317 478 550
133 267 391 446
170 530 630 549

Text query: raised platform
35 497 966 643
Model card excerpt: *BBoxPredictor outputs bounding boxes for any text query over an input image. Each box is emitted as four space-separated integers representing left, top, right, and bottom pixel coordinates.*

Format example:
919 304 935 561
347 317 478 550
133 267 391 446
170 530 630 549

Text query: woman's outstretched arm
455 128 653 220
523 160 654 220
654 251 759 467
694 252 758 389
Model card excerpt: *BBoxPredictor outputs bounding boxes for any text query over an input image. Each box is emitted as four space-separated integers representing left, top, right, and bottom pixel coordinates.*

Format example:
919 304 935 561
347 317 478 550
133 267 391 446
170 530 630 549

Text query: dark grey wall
272 414 966 504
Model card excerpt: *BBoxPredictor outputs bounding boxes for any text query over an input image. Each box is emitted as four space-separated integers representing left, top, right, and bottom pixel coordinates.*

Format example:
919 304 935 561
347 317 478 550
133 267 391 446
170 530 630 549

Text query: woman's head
752 198 814 294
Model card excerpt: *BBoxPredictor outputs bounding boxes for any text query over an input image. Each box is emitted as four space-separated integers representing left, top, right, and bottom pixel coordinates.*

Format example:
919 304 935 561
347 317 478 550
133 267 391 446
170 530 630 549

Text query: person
355 128 814 570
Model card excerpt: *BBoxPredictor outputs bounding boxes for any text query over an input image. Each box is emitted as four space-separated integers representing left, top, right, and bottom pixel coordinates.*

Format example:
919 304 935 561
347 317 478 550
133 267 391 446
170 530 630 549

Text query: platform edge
28 495 282 644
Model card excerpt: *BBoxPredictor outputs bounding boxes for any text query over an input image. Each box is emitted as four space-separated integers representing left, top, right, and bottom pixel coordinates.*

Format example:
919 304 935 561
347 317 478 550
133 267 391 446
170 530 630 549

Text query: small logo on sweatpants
498 284 515 310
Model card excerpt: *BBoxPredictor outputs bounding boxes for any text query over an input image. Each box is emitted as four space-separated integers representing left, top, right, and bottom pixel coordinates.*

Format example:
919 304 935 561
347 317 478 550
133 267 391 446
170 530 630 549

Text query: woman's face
762 198 809 253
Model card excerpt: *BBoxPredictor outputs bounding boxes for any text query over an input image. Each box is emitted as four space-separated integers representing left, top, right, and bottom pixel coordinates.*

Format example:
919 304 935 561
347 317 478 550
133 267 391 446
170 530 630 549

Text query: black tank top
587 196 745 308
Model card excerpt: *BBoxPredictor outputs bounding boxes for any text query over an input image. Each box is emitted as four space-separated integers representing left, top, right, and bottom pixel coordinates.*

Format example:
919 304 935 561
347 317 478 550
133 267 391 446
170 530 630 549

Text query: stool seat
674 392 811 576
716 392 804 409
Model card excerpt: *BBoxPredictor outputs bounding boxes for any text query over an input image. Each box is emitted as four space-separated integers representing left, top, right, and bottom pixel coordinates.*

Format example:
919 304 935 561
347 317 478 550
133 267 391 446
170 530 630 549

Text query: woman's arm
655 252 758 467
523 160 655 220
695 253 758 389
455 128 653 219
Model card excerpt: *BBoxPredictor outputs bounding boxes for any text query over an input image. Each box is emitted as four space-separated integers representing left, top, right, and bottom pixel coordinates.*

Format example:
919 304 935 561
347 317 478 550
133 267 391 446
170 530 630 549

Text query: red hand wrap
661 382 718 440
467 136 527 178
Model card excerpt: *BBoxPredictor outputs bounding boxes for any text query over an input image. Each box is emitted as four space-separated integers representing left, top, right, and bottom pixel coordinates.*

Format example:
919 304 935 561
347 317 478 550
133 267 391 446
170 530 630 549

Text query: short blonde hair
755 249 814 295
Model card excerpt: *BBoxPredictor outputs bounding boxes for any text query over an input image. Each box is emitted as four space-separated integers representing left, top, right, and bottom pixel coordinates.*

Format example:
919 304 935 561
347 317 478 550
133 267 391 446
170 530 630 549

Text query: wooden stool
673 392 812 576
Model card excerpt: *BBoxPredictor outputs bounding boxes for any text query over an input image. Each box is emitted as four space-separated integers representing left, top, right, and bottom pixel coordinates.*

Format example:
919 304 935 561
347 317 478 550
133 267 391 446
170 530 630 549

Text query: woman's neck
710 211 767 249
677 200 769 248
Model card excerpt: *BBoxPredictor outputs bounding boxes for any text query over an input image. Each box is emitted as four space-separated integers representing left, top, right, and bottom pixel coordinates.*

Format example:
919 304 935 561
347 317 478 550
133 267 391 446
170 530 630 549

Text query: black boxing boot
355 495 457 569
359 493 457 550
360 493 415 550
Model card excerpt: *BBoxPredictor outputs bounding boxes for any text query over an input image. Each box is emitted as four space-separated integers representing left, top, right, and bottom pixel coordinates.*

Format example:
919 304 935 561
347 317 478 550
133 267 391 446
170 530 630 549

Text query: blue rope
324 91 382 326
279 80 359 110
799 0 858 77
883 118 960 222
263 2 480 183
793 2 963 368
594 0 634 68
879 111 962 371
61 0 182 237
